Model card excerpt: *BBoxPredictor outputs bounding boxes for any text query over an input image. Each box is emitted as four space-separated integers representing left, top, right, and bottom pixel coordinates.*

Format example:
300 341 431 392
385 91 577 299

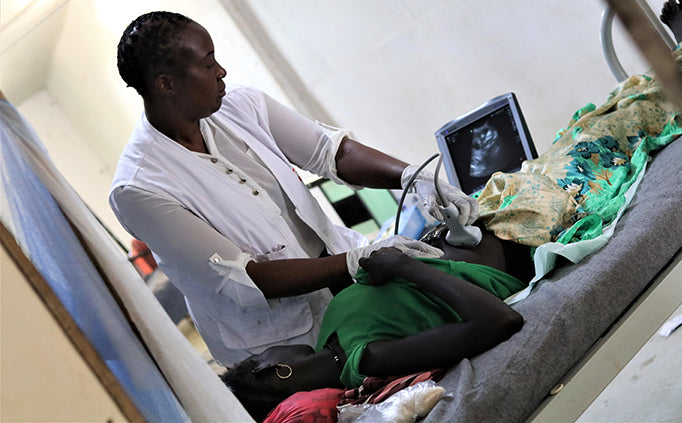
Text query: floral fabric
477 49 682 247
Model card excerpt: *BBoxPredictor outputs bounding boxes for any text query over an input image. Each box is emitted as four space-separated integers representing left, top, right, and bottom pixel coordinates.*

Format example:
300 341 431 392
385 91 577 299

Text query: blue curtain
1 100 190 422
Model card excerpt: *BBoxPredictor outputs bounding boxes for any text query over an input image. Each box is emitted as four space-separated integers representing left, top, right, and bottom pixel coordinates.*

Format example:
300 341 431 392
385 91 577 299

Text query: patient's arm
358 248 523 378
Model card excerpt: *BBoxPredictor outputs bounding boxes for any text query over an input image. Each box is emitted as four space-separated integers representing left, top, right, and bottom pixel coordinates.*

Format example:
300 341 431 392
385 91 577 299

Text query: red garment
262 370 443 422
263 388 345 423
129 238 158 277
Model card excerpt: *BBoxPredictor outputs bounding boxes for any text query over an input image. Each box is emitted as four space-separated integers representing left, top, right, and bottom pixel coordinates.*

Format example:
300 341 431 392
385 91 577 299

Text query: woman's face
169 23 227 120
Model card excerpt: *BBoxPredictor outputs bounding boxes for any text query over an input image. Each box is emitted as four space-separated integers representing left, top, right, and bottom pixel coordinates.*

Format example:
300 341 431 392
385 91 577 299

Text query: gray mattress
424 136 682 423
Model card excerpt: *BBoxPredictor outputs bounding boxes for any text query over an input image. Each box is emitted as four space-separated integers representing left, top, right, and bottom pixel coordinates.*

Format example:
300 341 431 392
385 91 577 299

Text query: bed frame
529 250 681 421
422 128 682 423
422 2 682 421
535 3 682 418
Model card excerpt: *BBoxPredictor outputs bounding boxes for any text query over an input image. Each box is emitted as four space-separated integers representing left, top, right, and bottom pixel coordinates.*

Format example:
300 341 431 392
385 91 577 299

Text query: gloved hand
346 235 443 278
401 165 479 225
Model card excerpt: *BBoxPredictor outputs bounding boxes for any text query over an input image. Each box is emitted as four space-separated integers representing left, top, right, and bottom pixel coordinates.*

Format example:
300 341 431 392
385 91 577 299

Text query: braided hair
117 11 194 96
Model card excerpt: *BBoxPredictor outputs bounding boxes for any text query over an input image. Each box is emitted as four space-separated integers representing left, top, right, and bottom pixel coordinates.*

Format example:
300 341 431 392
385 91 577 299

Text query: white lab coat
110 86 367 365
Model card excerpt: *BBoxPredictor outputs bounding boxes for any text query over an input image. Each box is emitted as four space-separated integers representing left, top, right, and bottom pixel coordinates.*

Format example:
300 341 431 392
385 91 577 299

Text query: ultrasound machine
435 92 538 195
430 93 538 246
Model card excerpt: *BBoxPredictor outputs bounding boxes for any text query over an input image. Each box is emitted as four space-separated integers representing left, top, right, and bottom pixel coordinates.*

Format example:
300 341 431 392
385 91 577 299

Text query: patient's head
222 344 323 421
117 11 194 96
222 357 289 421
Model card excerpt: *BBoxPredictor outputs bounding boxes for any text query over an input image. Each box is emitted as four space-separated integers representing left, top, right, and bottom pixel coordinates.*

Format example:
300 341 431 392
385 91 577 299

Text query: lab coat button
252 190 259 196
239 178 247 184
226 169 233 174
210 158 218 163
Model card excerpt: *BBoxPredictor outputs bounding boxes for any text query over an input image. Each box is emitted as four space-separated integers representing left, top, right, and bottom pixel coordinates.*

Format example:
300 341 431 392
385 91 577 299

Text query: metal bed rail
601 0 677 82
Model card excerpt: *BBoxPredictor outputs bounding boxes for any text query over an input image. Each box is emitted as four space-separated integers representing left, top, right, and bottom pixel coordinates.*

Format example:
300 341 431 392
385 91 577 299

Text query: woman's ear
152 74 174 96
251 361 276 374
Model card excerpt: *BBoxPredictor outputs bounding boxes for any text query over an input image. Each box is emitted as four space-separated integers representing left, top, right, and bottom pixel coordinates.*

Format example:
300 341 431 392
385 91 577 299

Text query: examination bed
422 135 682 423
420 4 682 420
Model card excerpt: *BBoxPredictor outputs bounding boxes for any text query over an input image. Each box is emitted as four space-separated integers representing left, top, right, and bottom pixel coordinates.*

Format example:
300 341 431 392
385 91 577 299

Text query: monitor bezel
435 92 537 194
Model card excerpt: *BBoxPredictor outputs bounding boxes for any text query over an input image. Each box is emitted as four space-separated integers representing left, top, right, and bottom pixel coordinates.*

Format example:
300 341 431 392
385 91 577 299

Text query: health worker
109 11 478 366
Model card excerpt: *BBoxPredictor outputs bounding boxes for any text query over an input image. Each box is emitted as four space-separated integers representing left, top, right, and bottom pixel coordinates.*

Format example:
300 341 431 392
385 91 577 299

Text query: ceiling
0 0 70 103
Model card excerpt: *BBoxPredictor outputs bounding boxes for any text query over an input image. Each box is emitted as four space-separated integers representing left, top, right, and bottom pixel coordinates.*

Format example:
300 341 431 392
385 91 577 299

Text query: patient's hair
221 358 290 422
117 11 193 96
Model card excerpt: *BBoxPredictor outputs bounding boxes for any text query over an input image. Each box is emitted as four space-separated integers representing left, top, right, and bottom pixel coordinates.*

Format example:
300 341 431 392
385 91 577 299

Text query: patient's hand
358 247 412 285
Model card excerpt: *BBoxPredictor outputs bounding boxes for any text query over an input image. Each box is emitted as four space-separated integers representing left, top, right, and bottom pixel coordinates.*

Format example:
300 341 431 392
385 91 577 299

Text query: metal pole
604 0 682 113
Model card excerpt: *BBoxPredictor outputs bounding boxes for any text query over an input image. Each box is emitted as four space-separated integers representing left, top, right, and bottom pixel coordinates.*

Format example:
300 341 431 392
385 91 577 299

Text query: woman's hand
346 235 443 278
401 165 479 225
358 247 412 285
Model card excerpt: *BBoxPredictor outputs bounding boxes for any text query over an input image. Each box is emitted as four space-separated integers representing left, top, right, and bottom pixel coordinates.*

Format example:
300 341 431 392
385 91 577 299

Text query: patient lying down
227 4 682 420
224 228 533 421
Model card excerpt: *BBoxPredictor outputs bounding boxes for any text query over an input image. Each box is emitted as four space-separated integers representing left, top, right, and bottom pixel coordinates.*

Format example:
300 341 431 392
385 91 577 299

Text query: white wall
243 0 670 163
17 90 131 243
0 0 69 105
46 0 291 172
5 0 675 246
7 0 290 247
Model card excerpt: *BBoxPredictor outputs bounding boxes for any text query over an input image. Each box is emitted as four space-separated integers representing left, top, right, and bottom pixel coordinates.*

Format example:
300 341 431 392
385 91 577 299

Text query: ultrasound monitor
435 93 538 195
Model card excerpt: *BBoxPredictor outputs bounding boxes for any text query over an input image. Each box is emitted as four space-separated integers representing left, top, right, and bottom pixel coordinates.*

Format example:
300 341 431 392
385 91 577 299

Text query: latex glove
346 235 443 278
401 165 479 225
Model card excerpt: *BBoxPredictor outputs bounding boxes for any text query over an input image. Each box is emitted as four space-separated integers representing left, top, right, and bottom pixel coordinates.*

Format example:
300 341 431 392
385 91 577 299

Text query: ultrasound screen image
445 104 527 193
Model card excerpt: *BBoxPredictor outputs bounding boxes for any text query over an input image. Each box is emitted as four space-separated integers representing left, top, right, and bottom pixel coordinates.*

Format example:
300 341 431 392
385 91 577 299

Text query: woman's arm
263 93 407 189
357 249 523 378
112 186 352 299
246 254 351 298
262 92 477 223
334 138 408 189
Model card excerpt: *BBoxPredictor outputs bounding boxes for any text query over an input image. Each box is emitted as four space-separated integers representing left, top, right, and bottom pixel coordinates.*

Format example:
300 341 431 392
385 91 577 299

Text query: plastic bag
338 381 445 423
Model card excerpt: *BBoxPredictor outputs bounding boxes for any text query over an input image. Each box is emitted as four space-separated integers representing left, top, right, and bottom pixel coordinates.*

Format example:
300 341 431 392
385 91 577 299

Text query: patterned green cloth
478 49 682 247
